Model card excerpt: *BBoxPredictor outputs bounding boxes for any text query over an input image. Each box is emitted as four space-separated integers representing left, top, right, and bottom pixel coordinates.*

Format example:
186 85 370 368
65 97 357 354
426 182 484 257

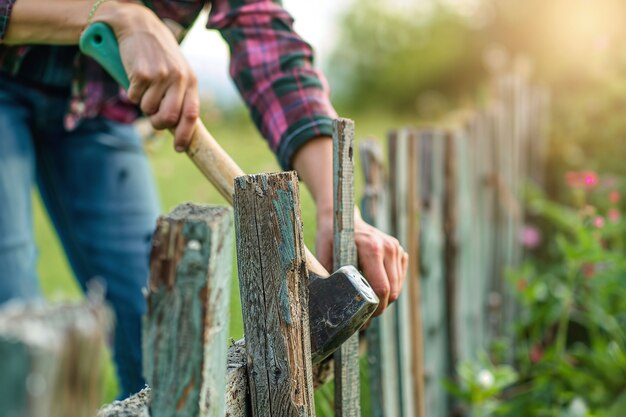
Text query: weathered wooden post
388 129 418 417
0 297 110 417
234 172 315 417
332 118 361 417
406 130 426 417
472 110 498 347
143 203 233 417
447 112 490 366
360 139 402 417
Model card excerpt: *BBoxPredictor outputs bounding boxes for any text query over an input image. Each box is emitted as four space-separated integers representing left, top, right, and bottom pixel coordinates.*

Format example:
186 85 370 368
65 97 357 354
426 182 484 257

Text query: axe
79 23 378 364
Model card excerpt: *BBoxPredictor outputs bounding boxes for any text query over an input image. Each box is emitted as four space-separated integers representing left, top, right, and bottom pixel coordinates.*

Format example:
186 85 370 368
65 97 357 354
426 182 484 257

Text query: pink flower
565 170 599 189
594 216 605 229
583 171 599 188
520 225 541 248
610 191 621 204
609 209 620 223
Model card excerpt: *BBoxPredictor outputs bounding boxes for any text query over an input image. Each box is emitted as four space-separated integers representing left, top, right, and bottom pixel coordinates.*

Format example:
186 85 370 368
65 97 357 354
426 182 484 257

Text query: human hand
315 208 408 317
94 2 199 151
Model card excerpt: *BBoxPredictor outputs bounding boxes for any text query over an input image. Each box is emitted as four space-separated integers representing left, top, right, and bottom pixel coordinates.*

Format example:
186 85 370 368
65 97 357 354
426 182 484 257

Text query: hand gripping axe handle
79 23 379 363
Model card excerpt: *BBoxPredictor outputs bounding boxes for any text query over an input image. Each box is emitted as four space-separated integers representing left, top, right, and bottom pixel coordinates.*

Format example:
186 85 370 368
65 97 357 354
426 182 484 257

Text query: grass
33 109 415 412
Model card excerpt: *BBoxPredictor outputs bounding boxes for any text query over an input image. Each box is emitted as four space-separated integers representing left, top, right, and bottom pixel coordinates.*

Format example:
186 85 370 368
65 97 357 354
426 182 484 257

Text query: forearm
3 0 142 45
293 135 364 225
292 136 335 218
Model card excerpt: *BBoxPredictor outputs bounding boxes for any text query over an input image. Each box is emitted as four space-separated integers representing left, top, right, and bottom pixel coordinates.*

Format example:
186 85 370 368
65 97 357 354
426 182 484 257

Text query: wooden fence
0 70 548 417
361 70 549 417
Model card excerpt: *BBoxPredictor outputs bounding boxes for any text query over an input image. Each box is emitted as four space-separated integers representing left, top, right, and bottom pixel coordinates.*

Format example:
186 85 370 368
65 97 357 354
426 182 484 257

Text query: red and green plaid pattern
0 0 336 169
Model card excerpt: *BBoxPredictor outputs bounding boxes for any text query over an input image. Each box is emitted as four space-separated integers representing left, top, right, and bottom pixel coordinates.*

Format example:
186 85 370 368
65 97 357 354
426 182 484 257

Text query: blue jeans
0 47 160 398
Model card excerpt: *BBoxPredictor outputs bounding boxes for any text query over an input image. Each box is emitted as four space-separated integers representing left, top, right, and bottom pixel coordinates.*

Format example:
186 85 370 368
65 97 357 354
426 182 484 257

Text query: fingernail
175 145 185 153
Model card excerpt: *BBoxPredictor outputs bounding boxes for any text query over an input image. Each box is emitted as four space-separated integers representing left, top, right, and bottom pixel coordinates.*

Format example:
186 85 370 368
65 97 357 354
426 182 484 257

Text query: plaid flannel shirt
0 0 337 169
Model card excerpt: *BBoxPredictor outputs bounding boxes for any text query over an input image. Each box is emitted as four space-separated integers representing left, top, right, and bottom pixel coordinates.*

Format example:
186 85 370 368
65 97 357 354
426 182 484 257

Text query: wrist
316 204 334 223
315 205 362 223
92 1 149 38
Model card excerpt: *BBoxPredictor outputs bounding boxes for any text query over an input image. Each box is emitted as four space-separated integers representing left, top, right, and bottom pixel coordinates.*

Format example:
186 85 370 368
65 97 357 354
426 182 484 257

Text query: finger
394 245 406 300
173 82 200 152
358 244 389 316
393 241 404 302
139 81 168 117
400 248 409 283
126 66 153 105
383 238 400 304
150 76 185 132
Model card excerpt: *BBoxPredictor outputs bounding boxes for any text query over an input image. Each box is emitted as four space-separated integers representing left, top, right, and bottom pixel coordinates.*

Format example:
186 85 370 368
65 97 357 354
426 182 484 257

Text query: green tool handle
79 22 130 89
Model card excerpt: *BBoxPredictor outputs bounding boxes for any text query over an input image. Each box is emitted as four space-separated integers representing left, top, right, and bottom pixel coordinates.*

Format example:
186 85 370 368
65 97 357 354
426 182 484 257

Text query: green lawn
33 110 414 409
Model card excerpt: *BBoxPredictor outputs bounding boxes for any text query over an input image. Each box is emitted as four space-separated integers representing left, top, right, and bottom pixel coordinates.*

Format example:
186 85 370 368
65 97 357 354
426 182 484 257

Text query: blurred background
34 0 626 415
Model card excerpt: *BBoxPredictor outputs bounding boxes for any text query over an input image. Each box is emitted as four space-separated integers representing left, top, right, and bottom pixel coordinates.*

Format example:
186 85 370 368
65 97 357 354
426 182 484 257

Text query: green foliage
450 178 626 416
445 354 518 417
329 0 484 114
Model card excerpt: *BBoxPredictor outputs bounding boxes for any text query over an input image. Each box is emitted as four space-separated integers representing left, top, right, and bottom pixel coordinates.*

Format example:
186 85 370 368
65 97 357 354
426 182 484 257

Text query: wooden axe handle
187 121 330 278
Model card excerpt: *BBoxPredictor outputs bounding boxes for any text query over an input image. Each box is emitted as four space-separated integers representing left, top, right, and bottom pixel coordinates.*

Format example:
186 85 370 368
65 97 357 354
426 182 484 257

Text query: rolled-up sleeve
208 0 337 170
0 0 17 41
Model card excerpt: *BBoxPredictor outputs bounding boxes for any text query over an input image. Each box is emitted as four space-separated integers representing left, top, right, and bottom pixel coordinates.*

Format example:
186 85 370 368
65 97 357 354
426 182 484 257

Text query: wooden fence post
0 297 110 417
406 130 426 417
448 113 489 366
234 172 315 417
360 139 402 417
416 129 449 417
332 118 361 417
389 128 427 417
143 203 233 417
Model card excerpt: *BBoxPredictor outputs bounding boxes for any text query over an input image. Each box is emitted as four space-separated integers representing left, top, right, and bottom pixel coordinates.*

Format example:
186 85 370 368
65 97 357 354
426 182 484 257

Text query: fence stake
406 130 426 417
144 203 232 417
360 140 402 417
389 129 418 417
332 118 361 417
0 298 110 417
234 172 315 417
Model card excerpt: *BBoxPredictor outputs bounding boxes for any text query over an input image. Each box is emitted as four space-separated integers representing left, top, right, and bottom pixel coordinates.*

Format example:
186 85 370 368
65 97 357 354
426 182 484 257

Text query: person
0 0 408 398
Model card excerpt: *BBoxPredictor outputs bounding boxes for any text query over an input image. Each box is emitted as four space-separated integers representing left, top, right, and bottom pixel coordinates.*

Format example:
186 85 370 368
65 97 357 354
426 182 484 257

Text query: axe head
309 265 379 363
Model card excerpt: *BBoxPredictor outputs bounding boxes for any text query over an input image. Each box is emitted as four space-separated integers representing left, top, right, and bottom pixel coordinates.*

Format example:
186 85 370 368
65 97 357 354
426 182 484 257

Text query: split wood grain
144 203 232 417
234 172 315 417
